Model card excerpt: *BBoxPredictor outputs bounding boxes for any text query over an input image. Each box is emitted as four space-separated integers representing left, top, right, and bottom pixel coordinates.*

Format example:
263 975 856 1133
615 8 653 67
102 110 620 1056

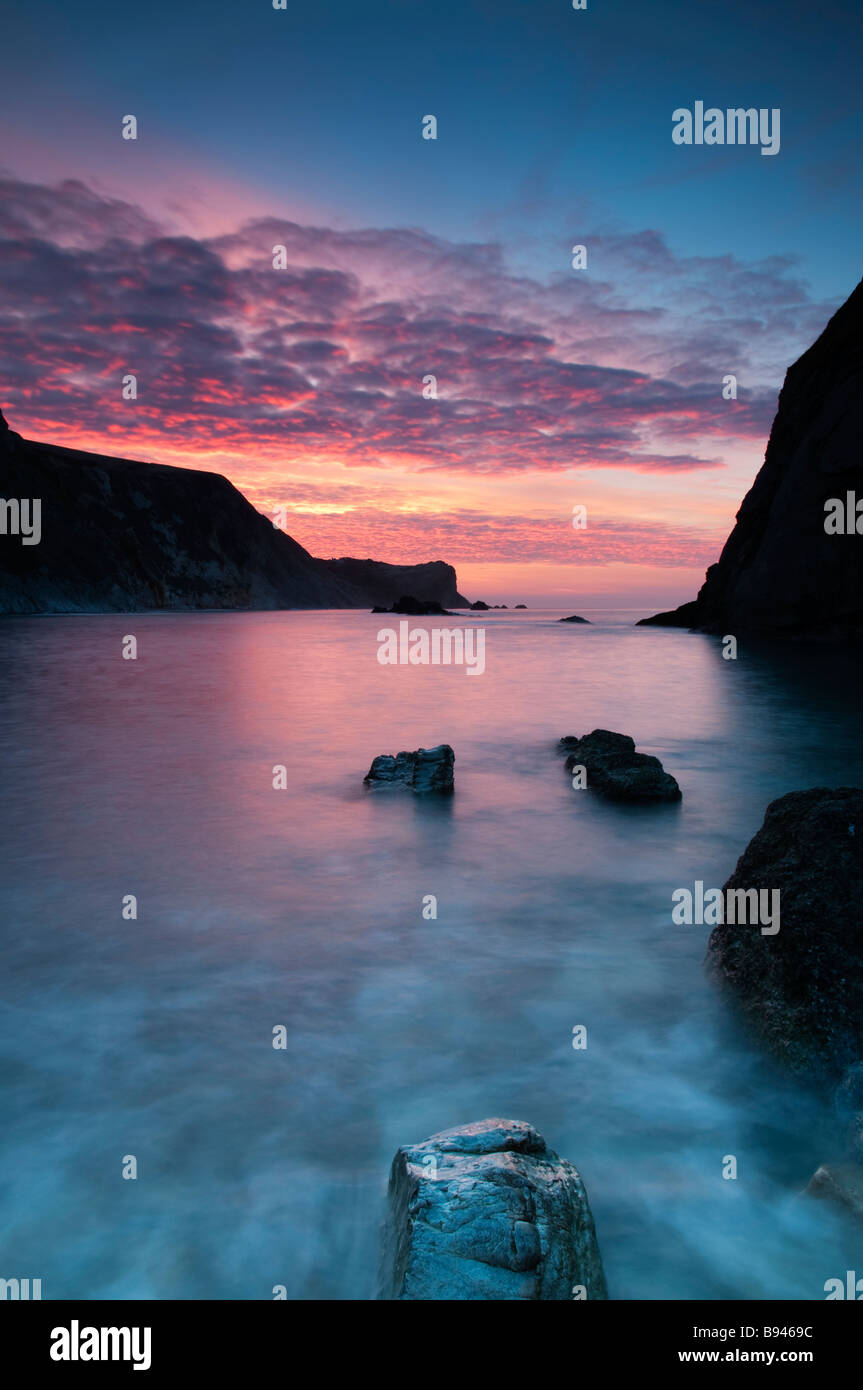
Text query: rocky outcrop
469 599 490 611
371 595 454 616
707 788 863 1078
0 409 468 613
639 277 863 639
319 556 468 609
379 1118 608 1300
558 613 591 623
559 729 681 801
364 744 454 794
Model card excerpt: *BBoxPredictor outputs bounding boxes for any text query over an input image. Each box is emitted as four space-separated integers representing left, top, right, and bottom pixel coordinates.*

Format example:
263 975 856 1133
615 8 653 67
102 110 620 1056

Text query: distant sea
1 609 862 1298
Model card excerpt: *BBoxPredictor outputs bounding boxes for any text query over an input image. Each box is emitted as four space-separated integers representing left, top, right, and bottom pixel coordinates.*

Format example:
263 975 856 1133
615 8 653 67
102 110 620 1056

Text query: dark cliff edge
639 277 863 640
0 411 467 613
315 556 467 609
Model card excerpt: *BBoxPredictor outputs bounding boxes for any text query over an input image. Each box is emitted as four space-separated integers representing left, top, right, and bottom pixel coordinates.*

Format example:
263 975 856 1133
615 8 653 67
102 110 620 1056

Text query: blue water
1 609 861 1299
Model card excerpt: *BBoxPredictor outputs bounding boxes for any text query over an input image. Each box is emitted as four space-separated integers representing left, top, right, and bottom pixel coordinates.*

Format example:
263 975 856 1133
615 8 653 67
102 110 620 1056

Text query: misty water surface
1 609 861 1298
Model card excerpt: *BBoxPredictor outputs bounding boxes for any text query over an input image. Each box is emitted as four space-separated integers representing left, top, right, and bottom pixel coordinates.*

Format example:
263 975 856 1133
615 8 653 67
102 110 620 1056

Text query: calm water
1 609 862 1300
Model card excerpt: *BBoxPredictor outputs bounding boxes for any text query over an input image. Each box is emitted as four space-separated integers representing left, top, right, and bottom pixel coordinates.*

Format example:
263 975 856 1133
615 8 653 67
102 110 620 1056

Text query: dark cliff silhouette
0 410 467 613
640 277 863 640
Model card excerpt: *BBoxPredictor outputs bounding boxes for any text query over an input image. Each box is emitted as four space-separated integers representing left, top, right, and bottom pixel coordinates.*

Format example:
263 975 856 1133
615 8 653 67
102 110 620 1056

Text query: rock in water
805 1164 863 1225
363 744 454 794
707 788 863 1077
559 729 681 801
639 277 863 639
379 1119 608 1300
558 613 591 623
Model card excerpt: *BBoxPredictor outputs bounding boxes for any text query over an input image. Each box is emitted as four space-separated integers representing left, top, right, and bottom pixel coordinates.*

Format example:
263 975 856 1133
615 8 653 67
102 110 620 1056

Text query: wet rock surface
559 729 681 801
379 1118 608 1300
364 744 455 793
707 787 863 1078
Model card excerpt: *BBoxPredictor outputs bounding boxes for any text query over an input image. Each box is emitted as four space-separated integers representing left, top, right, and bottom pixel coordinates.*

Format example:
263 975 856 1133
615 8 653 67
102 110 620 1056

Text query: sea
1 607 861 1299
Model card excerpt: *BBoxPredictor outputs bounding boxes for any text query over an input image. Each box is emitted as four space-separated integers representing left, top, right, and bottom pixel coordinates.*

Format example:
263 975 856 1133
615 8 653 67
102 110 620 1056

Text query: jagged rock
364 744 454 794
639 277 863 639
470 600 490 610
707 788 863 1078
371 595 454 616
558 614 591 624
0 408 468 613
379 1118 608 1301
559 729 681 801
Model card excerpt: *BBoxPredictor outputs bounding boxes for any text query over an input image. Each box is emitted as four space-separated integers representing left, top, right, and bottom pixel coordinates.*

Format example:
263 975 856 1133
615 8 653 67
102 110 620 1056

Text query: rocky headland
640 277 863 640
0 409 468 614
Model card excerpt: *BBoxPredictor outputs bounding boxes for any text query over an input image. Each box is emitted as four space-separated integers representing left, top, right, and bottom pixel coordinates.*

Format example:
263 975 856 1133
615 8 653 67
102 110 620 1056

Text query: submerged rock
805 1164 863 1224
707 788 863 1078
559 729 681 802
379 1118 608 1300
364 744 454 794
558 614 591 624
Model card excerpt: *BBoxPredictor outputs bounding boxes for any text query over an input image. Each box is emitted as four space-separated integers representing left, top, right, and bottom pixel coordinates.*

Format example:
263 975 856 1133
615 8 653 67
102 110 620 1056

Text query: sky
1 0 861 606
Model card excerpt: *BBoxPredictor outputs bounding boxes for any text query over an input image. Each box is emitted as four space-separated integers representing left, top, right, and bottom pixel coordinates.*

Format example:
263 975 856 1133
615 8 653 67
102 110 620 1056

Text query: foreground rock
364 744 454 794
558 614 591 624
639 276 863 640
371 595 454 616
560 729 681 801
707 788 863 1078
379 1119 608 1300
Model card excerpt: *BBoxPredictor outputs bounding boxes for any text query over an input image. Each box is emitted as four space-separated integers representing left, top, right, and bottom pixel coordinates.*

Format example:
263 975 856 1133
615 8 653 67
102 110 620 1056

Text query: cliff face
641 277 863 639
318 556 468 608
0 413 467 613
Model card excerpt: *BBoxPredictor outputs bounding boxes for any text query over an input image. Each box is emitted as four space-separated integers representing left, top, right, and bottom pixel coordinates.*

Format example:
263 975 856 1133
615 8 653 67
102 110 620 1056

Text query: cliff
317 556 468 608
640 277 863 639
0 411 467 613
